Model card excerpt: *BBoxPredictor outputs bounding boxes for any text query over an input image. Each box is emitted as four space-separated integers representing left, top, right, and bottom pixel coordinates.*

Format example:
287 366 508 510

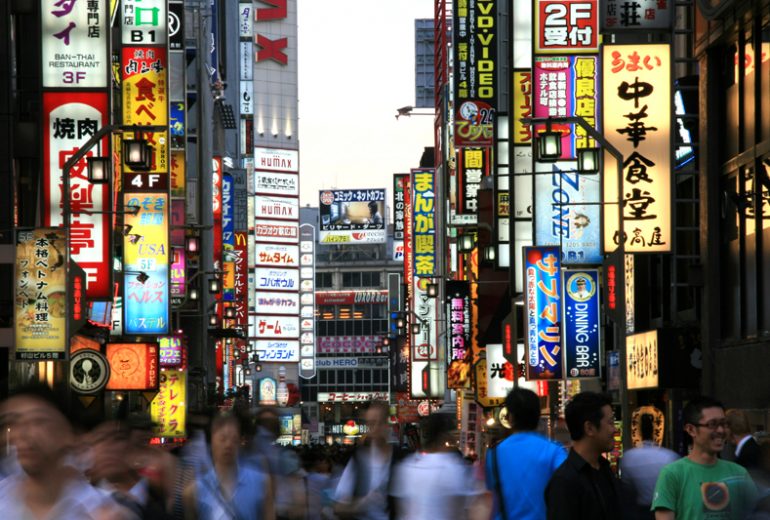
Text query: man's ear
583 420 597 438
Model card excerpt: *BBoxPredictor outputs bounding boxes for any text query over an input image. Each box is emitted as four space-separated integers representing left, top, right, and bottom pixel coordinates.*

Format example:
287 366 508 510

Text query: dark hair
365 400 390 419
6 383 70 422
368 201 378 211
640 413 654 441
505 388 541 431
420 413 455 449
683 396 724 430
564 392 613 441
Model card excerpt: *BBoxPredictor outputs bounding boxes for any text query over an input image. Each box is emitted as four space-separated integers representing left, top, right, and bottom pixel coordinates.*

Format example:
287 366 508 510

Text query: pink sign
170 248 185 297
317 336 380 354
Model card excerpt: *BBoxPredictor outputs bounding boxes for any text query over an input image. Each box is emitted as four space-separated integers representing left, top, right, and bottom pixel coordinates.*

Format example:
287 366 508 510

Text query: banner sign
170 247 185 298
255 243 299 267
105 343 159 391
563 269 601 377
170 151 185 197
255 315 300 339
411 278 444 398
121 0 167 45
315 290 388 306
169 2 184 50
123 192 169 335
453 0 497 147
512 70 533 144
534 161 602 264
603 44 671 253
42 0 108 88
446 281 472 389
524 246 563 379
255 196 299 220
412 169 436 277
299 223 316 379
254 339 300 362
393 174 407 240
151 369 186 438
533 56 598 159
170 101 185 149
602 0 672 31
485 343 515 399
42 92 111 298
121 46 168 174
317 392 389 403
256 292 300 315
239 3 253 38
626 330 659 389
159 336 183 367
319 189 387 244
317 336 380 354
255 267 298 292
14 228 68 360
254 220 299 243
535 0 599 54
456 148 491 216
255 171 298 196
254 147 299 172
240 42 253 80
234 232 249 327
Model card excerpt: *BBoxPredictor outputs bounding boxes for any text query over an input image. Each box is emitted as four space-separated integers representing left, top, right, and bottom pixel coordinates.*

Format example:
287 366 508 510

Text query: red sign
315 290 388 306
105 343 159 391
535 0 599 54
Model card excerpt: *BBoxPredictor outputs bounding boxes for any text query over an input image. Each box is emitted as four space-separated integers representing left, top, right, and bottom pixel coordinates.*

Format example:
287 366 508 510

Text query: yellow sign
626 330 658 390
170 151 185 198
151 369 186 438
603 44 671 253
512 70 532 145
14 228 67 360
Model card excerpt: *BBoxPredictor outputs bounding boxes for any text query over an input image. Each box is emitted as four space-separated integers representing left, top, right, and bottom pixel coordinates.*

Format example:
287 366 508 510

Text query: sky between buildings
297 0 436 208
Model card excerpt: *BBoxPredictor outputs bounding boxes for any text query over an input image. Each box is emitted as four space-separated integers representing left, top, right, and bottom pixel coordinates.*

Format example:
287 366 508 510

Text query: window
316 272 333 289
342 272 361 287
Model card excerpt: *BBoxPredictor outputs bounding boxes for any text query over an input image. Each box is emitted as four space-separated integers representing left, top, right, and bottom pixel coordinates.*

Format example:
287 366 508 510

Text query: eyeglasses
693 419 729 430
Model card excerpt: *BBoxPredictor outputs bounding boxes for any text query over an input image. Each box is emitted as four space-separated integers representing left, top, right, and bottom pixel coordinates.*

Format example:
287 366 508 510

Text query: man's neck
687 446 718 465
573 441 602 470
22 464 75 511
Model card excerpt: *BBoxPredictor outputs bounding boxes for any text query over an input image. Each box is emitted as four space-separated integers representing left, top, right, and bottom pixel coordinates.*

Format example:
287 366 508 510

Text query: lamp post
521 115 630 449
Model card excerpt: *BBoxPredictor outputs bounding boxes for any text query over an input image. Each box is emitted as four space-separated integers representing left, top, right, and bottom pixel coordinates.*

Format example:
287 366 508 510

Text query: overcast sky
297 0 436 207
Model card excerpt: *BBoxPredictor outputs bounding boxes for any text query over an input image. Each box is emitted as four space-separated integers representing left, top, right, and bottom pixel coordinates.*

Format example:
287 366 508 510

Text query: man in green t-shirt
652 396 757 519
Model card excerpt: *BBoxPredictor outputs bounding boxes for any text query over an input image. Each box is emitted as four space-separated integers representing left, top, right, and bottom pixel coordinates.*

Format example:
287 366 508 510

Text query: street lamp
86 156 111 184
185 236 200 254
577 147 600 175
458 234 475 253
536 125 562 162
208 276 221 294
426 282 439 298
483 245 497 263
123 138 153 170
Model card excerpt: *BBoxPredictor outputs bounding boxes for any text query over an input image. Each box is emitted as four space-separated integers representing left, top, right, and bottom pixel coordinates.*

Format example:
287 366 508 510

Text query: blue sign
563 269 601 378
534 162 602 264
523 246 563 380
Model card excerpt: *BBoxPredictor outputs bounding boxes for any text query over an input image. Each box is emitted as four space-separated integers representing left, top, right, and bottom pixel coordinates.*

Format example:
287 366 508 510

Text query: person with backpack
486 388 567 520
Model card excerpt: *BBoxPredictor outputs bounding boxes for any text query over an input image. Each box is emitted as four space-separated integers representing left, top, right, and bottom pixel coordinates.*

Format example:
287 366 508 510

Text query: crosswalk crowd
0 383 768 519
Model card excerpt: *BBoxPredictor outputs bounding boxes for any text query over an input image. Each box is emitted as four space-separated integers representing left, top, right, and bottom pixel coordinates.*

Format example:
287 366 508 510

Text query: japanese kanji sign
601 0 672 31
319 189 386 244
151 369 186 438
43 92 112 299
603 44 671 253
562 269 601 378
535 0 599 54
446 281 472 389
411 169 436 277
393 174 407 241
512 70 533 144
14 228 68 360
255 243 299 267
485 343 516 399
524 246 563 379
254 340 300 362
121 46 168 174
255 316 299 339
457 148 491 216
42 0 108 88
626 330 659 389
105 343 159 391
122 0 167 45
123 192 169 335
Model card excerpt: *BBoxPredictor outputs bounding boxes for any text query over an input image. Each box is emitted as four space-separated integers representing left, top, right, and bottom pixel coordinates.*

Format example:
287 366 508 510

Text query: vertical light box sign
523 246 563 380
562 269 601 378
602 44 671 253
123 193 170 335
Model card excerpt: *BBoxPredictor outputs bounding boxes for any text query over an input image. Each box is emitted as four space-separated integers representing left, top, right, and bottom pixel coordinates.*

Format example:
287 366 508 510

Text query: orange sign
105 343 159 390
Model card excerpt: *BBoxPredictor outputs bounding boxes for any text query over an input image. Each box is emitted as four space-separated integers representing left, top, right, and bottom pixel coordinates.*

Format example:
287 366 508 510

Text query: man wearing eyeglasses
652 396 758 519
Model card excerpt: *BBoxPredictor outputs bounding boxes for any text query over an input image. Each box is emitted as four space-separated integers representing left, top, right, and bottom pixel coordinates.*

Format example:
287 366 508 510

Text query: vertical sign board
14 229 68 360
534 0 599 54
222 173 235 302
523 246 563 380
412 169 436 279
485 343 515 399
123 193 169 335
393 174 407 260
626 330 659 389
456 148 491 217
151 369 186 438
446 281 472 389
602 44 671 253
42 92 112 299
509 70 535 276
453 0 497 147
601 0 672 31
298 224 316 379
562 269 601 378
41 0 108 87
534 161 602 264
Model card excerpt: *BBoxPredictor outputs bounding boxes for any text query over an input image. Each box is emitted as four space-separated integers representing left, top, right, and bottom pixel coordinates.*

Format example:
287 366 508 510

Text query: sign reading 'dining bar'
255 267 299 292
255 171 298 196
122 0 167 45
535 0 599 54
41 0 108 88
255 243 299 267
254 340 300 362
562 269 601 378
255 196 299 220
42 92 112 299
523 246 563 380
254 147 299 172
603 44 671 253
255 316 300 339
255 220 299 243
256 292 300 315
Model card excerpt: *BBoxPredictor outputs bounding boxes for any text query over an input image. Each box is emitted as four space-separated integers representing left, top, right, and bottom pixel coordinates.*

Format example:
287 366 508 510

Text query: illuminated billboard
105 343 159 391
563 269 601 378
151 369 186 438
626 330 659 389
535 0 599 54
319 189 386 244
524 246 563 380
412 170 436 277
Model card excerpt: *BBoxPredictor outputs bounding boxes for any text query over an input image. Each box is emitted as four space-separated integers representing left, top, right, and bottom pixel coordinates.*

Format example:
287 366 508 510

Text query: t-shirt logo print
701 482 730 512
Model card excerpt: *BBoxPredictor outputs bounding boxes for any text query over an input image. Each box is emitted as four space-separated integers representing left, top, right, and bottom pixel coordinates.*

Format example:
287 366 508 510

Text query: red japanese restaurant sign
43 92 112 299
535 0 599 54
121 46 168 174
602 44 671 253
151 369 186 438
105 342 159 390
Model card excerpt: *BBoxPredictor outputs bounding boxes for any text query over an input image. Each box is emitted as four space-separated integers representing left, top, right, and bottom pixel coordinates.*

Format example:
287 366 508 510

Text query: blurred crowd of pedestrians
2 382 770 519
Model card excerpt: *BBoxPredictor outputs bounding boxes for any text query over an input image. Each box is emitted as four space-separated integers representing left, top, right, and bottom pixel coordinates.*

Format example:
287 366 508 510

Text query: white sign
239 3 253 37
255 267 299 292
317 392 389 403
255 316 300 339
255 220 299 244
122 0 167 45
254 339 299 362
240 42 253 80
626 330 658 389
255 291 299 315
240 81 253 115
255 243 299 267
255 171 299 196
42 0 108 88
254 147 300 173
485 344 514 399
255 195 299 220
319 229 388 244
